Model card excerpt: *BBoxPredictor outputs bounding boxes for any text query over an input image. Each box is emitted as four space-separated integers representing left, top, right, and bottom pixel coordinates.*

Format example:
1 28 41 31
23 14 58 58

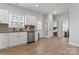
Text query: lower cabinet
9 32 27 47
18 32 27 45
0 33 9 49
0 32 38 49
9 33 20 47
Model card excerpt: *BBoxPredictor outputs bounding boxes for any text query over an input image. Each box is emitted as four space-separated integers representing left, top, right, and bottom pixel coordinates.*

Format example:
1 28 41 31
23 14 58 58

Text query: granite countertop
0 31 35 33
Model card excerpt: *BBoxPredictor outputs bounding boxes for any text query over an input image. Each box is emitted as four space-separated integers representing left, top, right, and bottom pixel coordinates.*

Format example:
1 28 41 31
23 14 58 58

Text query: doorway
62 19 69 38
53 21 58 36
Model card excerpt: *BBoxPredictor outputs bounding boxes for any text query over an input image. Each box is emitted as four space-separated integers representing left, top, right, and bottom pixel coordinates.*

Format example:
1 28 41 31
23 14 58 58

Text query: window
37 21 42 30
9 13 24 28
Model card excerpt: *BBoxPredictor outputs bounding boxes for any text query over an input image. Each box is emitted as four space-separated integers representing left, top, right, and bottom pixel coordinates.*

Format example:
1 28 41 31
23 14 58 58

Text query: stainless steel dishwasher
27 31 35 43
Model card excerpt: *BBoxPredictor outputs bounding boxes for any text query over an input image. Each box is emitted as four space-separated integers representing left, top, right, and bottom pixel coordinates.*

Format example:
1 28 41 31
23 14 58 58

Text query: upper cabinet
25 15 36 25
0 9 8 24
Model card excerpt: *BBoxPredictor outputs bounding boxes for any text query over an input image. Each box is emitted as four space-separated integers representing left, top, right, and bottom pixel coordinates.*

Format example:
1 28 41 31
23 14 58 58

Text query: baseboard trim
40 36 48 38
69 42 79 47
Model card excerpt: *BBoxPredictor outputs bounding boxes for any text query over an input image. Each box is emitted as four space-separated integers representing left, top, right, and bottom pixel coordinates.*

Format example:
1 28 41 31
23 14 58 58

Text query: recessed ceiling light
35 4 39 8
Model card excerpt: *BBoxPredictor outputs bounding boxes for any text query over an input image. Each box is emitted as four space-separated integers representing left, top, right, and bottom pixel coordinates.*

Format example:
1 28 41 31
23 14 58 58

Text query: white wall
43 15 49 37
69 4 79 46
54 12 69 37
42 14 53 38
36 15 44 37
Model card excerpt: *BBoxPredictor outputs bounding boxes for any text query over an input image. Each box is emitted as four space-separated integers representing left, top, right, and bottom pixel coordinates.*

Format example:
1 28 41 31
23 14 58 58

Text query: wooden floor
0 36 79 55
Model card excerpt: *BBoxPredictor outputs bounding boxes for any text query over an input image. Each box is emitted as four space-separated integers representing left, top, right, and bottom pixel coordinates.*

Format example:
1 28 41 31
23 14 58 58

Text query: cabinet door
18 33 26 44
9 33 20 47
22 32 27 44
0 9 8 23
2 33 9 49
25 15 36 25
0 33 8 49
9 33 27 47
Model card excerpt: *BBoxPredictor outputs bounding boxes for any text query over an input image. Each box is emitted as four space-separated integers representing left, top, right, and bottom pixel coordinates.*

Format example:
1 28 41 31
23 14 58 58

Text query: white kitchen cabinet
0 33 9 49
18 32 27 44
9 33 20 47
25 15 36 25
0 9 8 24
9 32 27 47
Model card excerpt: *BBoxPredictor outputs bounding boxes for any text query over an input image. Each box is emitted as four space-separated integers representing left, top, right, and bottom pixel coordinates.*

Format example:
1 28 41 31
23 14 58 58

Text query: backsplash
0 23 8 32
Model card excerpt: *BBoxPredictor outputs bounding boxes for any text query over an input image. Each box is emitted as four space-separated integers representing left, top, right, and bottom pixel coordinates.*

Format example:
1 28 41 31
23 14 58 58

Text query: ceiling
11 3 71 15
